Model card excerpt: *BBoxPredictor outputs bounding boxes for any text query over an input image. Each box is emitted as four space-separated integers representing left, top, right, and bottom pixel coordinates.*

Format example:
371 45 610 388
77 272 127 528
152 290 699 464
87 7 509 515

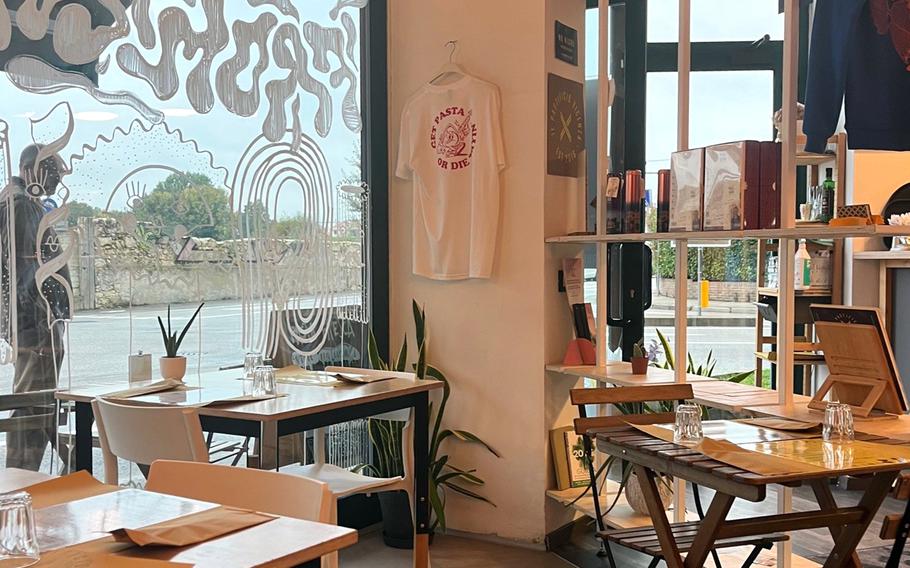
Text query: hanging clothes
804 0 910 153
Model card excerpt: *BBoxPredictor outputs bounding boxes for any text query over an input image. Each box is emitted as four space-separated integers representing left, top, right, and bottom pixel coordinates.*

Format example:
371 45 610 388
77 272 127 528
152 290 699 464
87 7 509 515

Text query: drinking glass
253 365 277 396
0 492 39 567
673 403 703 444
243 353 263 395
823 402 854 442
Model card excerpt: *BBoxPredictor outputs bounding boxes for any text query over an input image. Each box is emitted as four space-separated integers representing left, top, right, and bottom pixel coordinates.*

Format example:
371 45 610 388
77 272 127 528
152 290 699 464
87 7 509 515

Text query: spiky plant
157 303 204 358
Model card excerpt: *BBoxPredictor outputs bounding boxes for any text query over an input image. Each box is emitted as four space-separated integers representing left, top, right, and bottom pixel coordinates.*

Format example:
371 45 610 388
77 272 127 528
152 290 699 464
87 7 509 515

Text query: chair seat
599 521 788 557
283 463 403 499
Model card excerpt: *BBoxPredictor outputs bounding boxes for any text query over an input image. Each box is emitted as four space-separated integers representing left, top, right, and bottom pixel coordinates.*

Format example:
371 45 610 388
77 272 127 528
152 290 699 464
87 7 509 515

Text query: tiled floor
340 531 573 568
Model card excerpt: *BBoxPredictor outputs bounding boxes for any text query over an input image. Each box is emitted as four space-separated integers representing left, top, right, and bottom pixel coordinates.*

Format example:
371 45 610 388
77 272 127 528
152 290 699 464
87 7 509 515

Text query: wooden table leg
633 465 684 568
809 479 861 568
823 471 898 568
685 490 735 568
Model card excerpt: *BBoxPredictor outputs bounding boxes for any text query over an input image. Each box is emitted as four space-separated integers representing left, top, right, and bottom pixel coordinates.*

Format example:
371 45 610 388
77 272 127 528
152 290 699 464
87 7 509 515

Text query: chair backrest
146 460 333 523
92 398 209 484
881 473 910 540
569 384 695 436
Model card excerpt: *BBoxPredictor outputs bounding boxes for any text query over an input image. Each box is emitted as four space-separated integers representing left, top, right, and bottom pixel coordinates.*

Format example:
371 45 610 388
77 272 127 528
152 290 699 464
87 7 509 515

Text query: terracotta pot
625 471 672 515
159 356 187 381
631 356 649 375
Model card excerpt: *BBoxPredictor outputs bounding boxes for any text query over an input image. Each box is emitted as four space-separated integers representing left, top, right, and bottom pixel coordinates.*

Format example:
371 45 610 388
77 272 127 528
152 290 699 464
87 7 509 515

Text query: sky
585 0 785 195
0 0 361 221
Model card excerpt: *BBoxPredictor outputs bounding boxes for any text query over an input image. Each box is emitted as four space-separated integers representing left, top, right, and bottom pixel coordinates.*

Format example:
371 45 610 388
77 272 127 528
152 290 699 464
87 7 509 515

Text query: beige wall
849 151 910 305
388 0 586 544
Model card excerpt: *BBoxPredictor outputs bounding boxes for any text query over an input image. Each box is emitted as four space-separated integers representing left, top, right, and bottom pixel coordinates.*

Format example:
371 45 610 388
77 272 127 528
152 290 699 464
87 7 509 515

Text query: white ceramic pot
159 356 187 381
625 471 672 515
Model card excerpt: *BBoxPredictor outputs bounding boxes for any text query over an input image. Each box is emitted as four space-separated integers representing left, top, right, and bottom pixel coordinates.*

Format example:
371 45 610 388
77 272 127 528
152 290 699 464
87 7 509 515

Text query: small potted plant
631 339 649 375
157 303 204 381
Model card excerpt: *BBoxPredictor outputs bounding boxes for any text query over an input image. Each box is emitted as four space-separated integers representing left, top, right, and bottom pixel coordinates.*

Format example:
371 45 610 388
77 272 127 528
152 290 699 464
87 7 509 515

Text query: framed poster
547 74 585 177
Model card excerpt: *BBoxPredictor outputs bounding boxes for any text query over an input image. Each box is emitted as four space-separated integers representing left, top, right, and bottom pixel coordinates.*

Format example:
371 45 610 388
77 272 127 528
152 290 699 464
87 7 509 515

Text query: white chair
284 366 418 568
146 460 333 524
92 398 209 485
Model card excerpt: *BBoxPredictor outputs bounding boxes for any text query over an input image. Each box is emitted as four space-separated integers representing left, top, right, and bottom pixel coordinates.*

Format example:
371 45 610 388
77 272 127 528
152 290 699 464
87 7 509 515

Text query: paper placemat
38 539 192 567
629 423 828 476
24 471 121 509
741 438 910 471
651 420 820 444
103 380 186 399
739 417 821 431
111 506 275 547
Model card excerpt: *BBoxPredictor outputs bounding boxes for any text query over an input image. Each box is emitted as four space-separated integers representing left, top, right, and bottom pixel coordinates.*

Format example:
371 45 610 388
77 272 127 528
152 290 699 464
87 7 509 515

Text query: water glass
243 353 263 395
0 492 39 567
823 402 854 442
253 365 277 396
673 403 703 444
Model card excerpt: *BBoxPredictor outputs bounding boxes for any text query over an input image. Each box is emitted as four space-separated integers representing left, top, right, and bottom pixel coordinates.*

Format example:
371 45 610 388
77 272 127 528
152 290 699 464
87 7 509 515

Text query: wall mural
0 0 370 436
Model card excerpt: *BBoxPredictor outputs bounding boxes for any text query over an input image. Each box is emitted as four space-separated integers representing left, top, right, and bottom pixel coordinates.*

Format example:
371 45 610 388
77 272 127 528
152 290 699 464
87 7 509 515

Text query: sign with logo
555 21 578 66
547 74 585 177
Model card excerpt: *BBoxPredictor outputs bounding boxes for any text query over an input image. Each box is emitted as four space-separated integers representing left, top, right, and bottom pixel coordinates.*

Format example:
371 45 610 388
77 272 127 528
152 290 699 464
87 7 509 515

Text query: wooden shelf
754 351 826 365
547 482 694 529
796 151 836 166
757 286 832 298
546 224 910 245
854 250 910 260
546 363 717 386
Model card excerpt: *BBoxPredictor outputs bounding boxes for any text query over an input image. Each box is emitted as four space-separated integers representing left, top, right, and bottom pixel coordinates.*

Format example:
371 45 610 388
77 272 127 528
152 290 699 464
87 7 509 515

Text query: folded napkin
103 380 185 399
111 506 274 547
24 471 121 509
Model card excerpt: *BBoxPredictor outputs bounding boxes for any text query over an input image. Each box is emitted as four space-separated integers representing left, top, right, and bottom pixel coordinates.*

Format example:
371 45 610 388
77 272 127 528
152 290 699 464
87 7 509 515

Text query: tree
133 172 233 240
65 200 102 226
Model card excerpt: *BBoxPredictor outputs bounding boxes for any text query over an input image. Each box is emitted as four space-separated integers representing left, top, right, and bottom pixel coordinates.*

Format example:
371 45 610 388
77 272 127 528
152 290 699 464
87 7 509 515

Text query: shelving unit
547 482 696 530
545 2 910 566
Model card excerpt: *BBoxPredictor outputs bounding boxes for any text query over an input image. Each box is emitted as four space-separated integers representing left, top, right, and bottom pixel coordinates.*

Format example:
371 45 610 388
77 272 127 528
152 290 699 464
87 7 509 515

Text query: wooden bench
570 384 787 568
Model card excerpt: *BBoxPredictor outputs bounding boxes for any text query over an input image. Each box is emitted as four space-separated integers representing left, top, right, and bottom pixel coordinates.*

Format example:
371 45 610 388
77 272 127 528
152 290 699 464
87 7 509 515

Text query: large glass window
0 0 376 472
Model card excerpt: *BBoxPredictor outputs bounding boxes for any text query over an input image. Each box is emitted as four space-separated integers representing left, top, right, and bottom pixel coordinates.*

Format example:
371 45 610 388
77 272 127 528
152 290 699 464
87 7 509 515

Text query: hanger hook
446 40 457 63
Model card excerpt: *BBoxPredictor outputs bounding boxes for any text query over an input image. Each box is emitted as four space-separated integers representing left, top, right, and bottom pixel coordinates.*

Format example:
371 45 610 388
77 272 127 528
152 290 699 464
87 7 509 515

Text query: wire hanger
429 40 467 85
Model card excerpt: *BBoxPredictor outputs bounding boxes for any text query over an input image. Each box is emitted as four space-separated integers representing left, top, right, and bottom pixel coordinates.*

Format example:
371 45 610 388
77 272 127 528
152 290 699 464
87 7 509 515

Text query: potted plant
363 300 500 547
156 303 204 381
631 339 649 375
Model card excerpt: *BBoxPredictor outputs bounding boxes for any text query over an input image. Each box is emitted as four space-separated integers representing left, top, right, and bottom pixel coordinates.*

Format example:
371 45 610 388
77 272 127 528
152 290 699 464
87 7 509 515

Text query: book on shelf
550 426 590 490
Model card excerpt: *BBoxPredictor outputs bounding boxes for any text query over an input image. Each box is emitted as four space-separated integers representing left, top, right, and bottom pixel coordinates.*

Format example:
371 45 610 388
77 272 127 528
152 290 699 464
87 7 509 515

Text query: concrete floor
340 531 573 568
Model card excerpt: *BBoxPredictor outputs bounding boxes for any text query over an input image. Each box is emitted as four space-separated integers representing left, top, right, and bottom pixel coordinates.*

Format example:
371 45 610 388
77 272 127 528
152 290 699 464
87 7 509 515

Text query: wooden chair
881 473 910 567
283 366 418 568
92 398 209 485
146 460 333 524
570 384 785 568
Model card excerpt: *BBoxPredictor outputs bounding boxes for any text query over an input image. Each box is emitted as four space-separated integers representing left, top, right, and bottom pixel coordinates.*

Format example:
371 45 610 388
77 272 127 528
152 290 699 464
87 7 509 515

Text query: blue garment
804 0 910 153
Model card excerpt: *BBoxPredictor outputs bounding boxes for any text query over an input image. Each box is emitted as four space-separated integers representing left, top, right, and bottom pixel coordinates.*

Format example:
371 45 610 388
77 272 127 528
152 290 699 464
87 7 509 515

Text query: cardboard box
703 141 761 231
657 169 671 232
760 141 782 229
624 169 643 233
669 148 705 232
603 173 624 234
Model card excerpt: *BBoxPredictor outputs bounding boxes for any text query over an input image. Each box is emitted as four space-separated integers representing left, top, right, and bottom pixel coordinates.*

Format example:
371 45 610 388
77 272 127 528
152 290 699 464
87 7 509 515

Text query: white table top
56 370 442 421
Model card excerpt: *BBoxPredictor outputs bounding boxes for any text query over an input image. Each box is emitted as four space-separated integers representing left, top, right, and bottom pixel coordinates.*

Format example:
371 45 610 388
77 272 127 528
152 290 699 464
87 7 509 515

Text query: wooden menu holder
808 305 908 419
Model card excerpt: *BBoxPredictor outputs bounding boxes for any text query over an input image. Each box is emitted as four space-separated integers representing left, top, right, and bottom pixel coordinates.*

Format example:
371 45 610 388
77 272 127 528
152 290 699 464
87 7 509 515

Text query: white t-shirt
396 75 505 280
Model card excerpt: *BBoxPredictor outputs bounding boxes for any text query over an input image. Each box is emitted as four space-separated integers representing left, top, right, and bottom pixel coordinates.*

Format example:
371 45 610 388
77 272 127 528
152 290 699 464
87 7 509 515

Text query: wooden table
597 424 909 568
0 468 52 493
692 381 812 414
34 488 356 567
56 371 443 568
744 401 910 441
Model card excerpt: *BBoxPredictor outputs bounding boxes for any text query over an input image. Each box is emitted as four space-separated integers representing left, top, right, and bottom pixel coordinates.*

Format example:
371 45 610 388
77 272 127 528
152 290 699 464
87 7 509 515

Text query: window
0 0 384 472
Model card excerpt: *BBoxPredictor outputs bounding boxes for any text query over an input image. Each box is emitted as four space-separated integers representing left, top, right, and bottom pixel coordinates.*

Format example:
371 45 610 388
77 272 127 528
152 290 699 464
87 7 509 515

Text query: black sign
555 21 578 66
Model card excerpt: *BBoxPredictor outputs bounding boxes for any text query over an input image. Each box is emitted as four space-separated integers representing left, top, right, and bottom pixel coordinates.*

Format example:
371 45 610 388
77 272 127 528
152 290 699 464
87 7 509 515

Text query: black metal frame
362 0 390 360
